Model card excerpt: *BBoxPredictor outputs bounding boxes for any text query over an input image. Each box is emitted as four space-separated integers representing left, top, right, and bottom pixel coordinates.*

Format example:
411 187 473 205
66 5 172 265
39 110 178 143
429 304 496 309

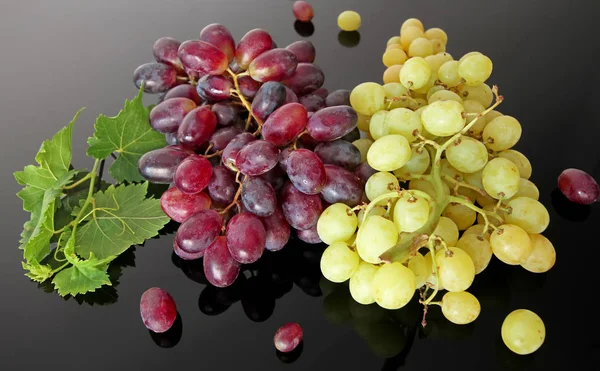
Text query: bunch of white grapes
318 17 551 356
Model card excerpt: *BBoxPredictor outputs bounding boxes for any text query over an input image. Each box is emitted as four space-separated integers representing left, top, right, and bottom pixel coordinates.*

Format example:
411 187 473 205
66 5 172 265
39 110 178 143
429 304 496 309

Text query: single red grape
140 287 177 333
274 322 303 352
292 1 314 22
558 168 599 205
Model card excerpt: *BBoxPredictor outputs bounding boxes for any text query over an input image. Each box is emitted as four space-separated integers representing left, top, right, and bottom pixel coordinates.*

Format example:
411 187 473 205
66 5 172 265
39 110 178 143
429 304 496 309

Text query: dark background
1 0 599 370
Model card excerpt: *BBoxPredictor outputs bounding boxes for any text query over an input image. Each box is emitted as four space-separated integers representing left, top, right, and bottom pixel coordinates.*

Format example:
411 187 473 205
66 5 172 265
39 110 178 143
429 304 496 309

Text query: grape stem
441 174 486 196
421 237 440 306
226 69 264 135
218 171 243 215
448 195 501 233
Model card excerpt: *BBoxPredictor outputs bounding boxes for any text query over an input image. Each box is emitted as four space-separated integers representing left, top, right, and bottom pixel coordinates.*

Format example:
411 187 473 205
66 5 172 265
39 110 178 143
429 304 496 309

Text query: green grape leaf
87 87 166 182
73 182 170 259
22 262 54 283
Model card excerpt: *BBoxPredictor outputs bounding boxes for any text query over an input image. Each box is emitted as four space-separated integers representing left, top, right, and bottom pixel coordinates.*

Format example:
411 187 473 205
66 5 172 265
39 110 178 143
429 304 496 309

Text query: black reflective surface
1 0 599 370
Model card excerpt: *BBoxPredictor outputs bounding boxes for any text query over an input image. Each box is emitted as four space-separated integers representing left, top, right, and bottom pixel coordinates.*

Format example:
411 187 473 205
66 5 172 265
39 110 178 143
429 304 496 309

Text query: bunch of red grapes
134 24 364 289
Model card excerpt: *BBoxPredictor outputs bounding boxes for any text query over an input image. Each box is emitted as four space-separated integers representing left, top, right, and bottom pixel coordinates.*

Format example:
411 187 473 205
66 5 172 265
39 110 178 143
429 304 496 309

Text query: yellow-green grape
365 171 399 202
506 178 539 201
438 60 461 87
345 233 357 246
476 203 506 227
386 108 423 142
408 37 433 58
482 116 522 151
424 27 448 44
383 82 410 109
485 109 503 122
520 234 556 273
383 64 402 84
497 149 532 179
458 54 493 86
317 203 358 245
429 39 446 54
369 110 389 140
482 157 521 199
414 106 439 139
357 205 387 227
426 85 446 101
349 261 379 304
442 202 477 231
440 158 463 181
505 197 550 234
412 71 437 95
490 224 532 265
459 51 482 63
372 262 416 309
428 89 463 105
421 100 465 136
409 178 450 198
458 83 493 108
501 309 545 355
393 190 430 232
401 18 424 32
435 247 475 292
350 82 386 115
441 291 481 325
394 147 431 180
386 44 404 52
352 138 373 162
382 48 408 67
320 241 360 283
400 26 425 49
423 251 444 290
400 57 431 90
367 135 412 171
463 170 495 207
356 215 399 264
433 216 459 246
456 234 493 274
408 252 428 288
357 113 371 132
462 99 488 137
387 36 402 47
338 10 361 31
463 224 491 240
458 187 480 203
446 135 489 173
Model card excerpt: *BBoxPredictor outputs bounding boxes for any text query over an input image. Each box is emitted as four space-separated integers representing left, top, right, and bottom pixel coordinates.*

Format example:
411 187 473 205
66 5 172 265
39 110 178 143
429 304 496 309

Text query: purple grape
296 225 322 244
313 88 329 100
209 125 244 151
251 81 287 122
355 161 377 185
284 86 299 103
207 165 238 206
212 102 242 126
306 105 358 142
174 155 213 194
279 147 294 172
285 40 316 63
140 287 177 333
321 164 363 207
235 29 273 70
176 209 222 255
235 140 280 176
314 139 361 171
325 89 351 107
341 127 360 142
138 146 191 184
241 177 277 217
153 37 184 72
149 97 197 134
165 132 178 145
199 23 236 63
258 164 286 192
222 132 256 169
282 63 325 96
174 238 204 260
203 236 241 287
299 94 325 112
178 40 229 75
133 62 177 94
286 149 327 195
297 133 320 151
274 322 303 352
248 48 298 83
281 182 322 230
262 208 291 251
262 103 308 147
226 212 266 264
558 168 600 205
238 75 262 99
160 187 212 223
196 74 233 101
164 84 203 105
177 106 217 150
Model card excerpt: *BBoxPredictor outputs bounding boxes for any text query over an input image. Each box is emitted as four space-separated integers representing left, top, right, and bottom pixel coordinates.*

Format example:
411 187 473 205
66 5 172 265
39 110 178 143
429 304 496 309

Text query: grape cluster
133 24 361 289
317 17 553 355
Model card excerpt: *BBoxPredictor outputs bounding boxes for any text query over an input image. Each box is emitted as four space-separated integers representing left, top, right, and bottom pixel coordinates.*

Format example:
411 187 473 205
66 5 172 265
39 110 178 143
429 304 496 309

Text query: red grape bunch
133 24 362 289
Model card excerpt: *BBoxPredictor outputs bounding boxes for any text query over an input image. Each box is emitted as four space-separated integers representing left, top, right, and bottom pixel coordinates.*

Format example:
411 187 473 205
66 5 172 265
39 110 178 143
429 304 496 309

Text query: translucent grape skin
299 94 325 112
140 287 177 333
149 97 197 134
314 139 361 171
307 105 359 141
248 48 298 83
282 63 325 96
160 187 212 223
355 162 377 185
164 84 203 105
241 176 277 217
321 164 363 207
325 89 351 107
292 0 314 22
175 209 222 255
207 165 237 205
208 125 244 151
203 236 241 287
285 40 316 63
199 23 236 63
251 81 287 122
226 212 266 264
174 155 213 194
173 238 204 261
557 168 600 205
262 102 308 146
235 28 273 70
238 75 262 99
281 181 323 230
212 102 242 126
178 40 229 75
138 146 191 184
196 75 233 101
222 132 256 169
261 207 291 251
235 140 280 176
286 149 327 194
153 37 183 72
133 62 177 94
177 106 218 150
